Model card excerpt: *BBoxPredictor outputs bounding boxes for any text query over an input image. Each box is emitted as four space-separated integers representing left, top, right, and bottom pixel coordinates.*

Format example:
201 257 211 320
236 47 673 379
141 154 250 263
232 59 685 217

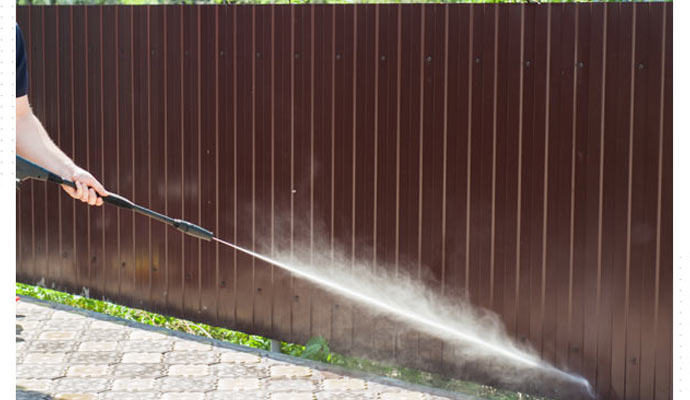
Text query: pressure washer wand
16 155 214 242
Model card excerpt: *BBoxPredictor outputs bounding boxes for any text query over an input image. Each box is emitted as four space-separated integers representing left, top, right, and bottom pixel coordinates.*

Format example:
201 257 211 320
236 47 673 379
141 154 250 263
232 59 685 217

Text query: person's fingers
70 182 80 201
83 175 108 197
73 181 83 200
92 180 108 197
88 188 97 206
95 197 104 207
80 183 89 203
62 184 76 198
62 186 77 200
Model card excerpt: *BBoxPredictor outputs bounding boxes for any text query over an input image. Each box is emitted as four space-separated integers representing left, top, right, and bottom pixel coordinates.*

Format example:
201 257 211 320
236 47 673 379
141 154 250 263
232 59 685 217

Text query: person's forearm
16 111 76 178
16 96 107 206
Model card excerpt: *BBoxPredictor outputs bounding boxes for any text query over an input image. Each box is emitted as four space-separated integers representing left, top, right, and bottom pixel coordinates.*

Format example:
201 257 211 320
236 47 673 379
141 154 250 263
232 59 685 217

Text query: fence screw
525 60 531 67
256 52 261 58
474 57 480 64
220 281 226 288
577 61 584 69
336 53 341 60
380 55 386 61
184 50 189 57
220 50 225 56
637 63 645 70
295 53 300 59
426 56 432 63
257 287 262 292
121 262 126 269
294 295 299 301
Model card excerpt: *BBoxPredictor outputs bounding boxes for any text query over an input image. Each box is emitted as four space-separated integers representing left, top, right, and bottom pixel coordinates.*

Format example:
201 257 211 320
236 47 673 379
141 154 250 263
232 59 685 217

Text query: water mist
213 233 595 399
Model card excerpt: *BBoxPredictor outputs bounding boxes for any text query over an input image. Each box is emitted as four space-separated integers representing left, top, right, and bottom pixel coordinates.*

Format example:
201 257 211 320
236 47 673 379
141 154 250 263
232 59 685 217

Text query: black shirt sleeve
17 24 28 98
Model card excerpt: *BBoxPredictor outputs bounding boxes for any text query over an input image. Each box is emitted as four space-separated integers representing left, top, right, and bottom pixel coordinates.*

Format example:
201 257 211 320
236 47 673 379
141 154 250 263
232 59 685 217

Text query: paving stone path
16 297 470 400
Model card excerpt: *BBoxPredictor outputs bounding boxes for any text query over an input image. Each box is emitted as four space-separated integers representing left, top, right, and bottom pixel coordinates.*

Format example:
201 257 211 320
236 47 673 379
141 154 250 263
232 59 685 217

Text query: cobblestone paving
16 298 469 400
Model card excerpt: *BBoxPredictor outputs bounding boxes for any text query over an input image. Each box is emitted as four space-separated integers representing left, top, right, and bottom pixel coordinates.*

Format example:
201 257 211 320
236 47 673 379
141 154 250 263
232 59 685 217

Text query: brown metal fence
16 3 672 399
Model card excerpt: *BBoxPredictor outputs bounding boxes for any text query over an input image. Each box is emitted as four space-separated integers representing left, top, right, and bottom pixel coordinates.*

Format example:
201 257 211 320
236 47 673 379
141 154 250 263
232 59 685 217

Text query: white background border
675 0 686 398
6 2 17 398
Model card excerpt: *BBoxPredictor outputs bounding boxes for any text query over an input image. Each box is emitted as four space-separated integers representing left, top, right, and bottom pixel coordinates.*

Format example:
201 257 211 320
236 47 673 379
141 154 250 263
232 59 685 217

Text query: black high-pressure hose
16 155 214 242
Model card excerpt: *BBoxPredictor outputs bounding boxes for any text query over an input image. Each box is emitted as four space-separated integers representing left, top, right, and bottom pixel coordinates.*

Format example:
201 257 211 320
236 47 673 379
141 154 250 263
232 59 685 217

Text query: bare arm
16 95 107 206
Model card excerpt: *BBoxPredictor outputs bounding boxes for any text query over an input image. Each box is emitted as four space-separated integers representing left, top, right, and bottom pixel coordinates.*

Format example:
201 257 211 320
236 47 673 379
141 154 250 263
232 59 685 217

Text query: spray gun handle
59 179 133 210
102 193 134 209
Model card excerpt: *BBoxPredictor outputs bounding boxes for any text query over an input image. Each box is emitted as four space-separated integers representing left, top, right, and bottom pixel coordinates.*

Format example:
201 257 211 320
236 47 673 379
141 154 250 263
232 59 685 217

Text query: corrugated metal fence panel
16 4 672 399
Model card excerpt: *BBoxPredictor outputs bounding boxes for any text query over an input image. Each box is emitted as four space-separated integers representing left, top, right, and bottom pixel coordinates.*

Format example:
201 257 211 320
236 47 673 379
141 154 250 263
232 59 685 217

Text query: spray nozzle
172 219 215 241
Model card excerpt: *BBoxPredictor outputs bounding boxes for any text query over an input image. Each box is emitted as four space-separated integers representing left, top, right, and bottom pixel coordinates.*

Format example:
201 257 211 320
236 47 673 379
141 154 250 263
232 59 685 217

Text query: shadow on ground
16 388 53 400
17 322 24 342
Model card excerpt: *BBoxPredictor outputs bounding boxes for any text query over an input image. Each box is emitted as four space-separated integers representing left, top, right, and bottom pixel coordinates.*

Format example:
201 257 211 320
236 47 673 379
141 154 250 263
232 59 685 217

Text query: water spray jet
16 155 595 398
213 236 595 398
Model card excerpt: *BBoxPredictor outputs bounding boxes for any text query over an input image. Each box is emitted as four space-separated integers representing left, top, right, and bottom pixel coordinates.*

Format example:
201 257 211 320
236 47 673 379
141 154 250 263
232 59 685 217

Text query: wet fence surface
17 3 672 399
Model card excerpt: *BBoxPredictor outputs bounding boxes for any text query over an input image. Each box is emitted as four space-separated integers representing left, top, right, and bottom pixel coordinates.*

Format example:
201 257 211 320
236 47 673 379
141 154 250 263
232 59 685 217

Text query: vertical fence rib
14 5 673 398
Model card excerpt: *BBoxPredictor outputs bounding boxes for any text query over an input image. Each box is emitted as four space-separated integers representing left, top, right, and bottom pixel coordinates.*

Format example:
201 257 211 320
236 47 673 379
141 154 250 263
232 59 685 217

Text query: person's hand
61 166 108 206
